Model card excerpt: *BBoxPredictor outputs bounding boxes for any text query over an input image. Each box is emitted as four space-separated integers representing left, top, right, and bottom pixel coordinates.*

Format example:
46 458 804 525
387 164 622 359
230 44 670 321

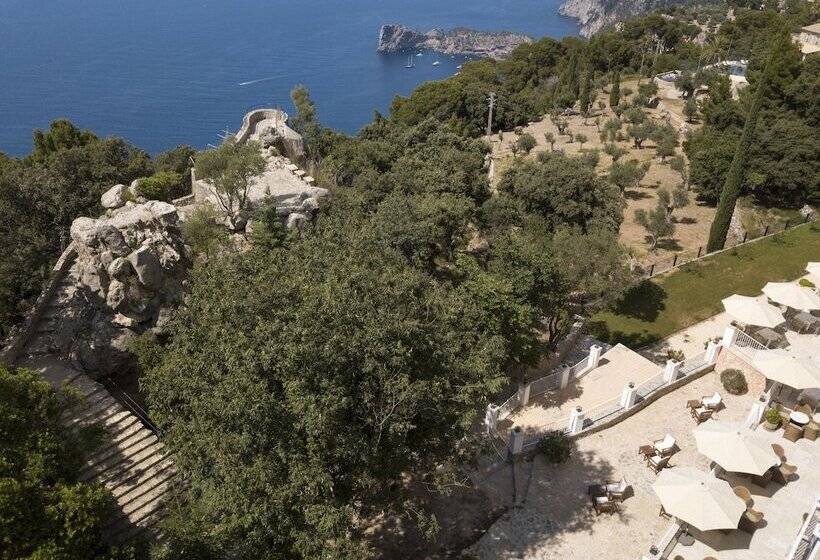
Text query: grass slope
590 222 820 347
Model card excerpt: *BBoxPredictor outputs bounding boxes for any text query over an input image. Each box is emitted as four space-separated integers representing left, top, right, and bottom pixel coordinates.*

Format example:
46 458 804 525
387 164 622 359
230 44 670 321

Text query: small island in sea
377 24 532 59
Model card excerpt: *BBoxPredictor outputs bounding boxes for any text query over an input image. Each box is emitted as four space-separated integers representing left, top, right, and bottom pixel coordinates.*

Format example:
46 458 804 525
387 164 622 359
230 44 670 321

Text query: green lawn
590 222 820 347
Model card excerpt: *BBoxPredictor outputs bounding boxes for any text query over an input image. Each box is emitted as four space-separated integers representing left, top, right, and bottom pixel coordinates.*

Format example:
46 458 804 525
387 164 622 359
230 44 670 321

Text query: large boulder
60 201 189 378
101 184 129 209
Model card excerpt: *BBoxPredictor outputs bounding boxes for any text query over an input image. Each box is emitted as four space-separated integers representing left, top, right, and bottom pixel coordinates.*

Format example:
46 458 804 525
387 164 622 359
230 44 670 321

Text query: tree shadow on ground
613 281 667 322
625 189 652 200
588 319 662 348
656 238 683 252
674 216 697 224
470 447 629 559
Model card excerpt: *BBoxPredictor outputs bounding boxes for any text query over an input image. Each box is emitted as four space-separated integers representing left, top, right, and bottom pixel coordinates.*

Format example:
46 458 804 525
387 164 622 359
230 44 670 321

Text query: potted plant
762 408 781 431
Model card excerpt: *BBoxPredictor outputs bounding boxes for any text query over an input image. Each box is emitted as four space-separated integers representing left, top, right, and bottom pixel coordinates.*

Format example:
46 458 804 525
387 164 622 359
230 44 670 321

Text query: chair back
771 443 786 462
795 403 813 416
733 486 753 507
660 433 675 448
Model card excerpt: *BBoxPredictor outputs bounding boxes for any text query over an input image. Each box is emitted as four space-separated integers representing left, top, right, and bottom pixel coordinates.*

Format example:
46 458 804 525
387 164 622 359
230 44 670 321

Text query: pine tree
609 71 621 111
705 38 774 253
578 71 593 115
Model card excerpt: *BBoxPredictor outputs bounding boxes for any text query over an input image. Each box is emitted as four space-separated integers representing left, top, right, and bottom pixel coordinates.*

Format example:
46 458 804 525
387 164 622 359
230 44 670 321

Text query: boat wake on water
238 76 279 86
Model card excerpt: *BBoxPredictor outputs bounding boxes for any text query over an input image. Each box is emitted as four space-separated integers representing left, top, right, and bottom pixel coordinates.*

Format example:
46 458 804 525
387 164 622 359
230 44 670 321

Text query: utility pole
486 92 496 137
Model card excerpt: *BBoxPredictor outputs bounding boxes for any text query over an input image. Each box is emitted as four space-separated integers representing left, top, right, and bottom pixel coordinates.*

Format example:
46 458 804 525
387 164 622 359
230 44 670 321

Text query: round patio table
790 411 810 426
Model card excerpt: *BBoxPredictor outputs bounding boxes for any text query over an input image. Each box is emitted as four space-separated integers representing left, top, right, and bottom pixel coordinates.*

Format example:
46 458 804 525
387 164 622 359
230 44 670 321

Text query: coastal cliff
560 0 681 37
377 24 531 59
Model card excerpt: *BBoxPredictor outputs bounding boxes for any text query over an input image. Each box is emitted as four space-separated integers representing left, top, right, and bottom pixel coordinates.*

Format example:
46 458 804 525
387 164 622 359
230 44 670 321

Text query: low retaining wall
0 243 77 365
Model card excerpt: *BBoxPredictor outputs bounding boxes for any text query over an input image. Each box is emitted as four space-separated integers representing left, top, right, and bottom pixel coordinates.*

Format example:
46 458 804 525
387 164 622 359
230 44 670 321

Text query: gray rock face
377 24 531 59
59 201 189 378
101 184 129 209
559 0 679 37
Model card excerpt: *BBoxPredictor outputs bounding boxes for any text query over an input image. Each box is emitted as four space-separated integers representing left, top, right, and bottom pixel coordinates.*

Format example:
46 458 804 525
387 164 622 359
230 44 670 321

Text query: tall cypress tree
705 38 775 253
609 71 620 110
579 70 593 115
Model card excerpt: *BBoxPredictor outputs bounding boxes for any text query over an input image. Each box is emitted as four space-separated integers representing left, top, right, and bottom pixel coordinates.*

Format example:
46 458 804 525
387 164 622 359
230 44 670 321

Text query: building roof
802 22 820 35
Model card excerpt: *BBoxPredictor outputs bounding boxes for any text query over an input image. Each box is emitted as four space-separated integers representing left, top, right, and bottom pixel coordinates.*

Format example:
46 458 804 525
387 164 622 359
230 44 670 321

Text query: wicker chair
733 486 754 508
784 423 804 442
804 422 819 442
738 508 764 533
771 443 786 463
772 462 798 485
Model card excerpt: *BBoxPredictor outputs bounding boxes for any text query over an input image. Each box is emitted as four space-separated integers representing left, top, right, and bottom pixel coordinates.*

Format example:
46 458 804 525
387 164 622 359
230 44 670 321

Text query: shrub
667 349 685 362
799 278 815 288
720 369 748 395
537 430 572 464
137 171 182 202
763 407 781 426
516 133 537 154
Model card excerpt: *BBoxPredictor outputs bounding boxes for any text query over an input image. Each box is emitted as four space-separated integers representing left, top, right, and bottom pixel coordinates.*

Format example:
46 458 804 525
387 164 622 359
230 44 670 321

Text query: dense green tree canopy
0 366 127 560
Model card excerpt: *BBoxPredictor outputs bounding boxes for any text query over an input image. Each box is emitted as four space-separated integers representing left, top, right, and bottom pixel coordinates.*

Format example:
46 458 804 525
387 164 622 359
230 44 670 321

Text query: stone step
62 387 114 417
65 395 123 426
82 435 162 483
108 491 171 542
105 452 175 502
86 429 157 468
116 465 176 510
82 435 166 485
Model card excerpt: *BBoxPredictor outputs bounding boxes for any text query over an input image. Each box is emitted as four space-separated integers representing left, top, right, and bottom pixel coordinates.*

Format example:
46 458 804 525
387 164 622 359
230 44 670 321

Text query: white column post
517 382 531 408
485 404 499 435
705 340 721 364
663 360 681 384
587 345 603 371
722 325 739 347
560 366 571 389
620 382 638 409
568 406 585 434
745 400 765 429
508 426 524 455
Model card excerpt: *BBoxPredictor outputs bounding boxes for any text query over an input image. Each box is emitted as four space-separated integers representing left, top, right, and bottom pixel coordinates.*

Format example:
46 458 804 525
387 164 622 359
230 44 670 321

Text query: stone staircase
11 264 177 544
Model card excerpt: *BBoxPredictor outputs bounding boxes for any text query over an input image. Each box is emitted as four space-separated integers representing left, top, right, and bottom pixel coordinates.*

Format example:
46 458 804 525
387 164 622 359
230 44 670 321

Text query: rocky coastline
377 24 531 59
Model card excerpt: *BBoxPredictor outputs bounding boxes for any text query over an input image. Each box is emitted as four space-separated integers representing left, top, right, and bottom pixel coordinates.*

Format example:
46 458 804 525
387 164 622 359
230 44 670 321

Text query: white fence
731 328 769 362
496 347 719 454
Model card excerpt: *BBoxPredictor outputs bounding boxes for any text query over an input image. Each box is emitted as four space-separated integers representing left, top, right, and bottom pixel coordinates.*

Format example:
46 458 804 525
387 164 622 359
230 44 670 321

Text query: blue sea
0 0 578 156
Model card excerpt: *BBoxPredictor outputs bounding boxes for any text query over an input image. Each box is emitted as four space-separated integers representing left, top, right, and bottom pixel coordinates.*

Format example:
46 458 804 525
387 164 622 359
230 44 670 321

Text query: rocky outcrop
377 24 531 59
559 0 683 37
31 201 190 378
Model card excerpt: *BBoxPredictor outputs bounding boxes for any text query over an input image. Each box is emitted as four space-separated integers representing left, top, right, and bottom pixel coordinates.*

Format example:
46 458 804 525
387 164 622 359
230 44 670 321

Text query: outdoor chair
691 407 713 424
605 478 630 501
773 462 798 485
653 434 677 457
702 392 722 410
591 494 619 515
784 423 804 442
771 443 786 463
647 454 670 474
751 467 774 488
733 485 754 508
738 508 764 533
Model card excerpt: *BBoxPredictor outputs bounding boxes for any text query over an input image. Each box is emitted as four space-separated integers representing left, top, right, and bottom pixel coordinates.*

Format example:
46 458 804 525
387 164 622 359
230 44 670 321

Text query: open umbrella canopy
693 421 779 476
722 295 785 328
807 263 820 277
653 467 745 531
753 349 820 390
762 282 820 312
785 332 820 360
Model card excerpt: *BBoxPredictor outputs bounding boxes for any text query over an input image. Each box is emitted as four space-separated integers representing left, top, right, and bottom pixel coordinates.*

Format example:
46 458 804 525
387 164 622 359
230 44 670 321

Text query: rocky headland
377 24 531 59
560 0 683 37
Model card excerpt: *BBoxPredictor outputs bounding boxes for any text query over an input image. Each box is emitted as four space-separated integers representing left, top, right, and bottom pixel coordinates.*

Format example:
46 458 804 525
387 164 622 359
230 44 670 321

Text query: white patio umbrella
722 294 785 328
753 349 820 390
653 467 745 531
806 262 820 277
762 282 820 312
693 420 779 476
785 332 820 360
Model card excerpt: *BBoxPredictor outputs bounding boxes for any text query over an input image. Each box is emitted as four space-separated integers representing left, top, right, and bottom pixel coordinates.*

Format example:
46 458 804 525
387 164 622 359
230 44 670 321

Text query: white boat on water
416 52 423 56
432 61 440 66
456 64 462 69
405 55 415 68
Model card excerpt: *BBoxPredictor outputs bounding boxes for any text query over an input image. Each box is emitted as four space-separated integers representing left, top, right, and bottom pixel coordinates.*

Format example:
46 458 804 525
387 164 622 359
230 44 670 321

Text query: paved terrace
498 344 661 439
470 350 819 560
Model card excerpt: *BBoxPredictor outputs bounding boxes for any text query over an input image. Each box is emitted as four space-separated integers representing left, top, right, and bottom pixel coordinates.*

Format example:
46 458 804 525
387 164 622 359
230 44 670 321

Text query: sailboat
405 55 415 68
432 60 440 66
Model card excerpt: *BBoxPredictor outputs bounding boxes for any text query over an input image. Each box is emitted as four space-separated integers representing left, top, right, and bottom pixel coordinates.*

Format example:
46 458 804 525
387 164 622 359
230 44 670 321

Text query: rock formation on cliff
560 0 687 37
42 200 190 378
377 24 531 59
